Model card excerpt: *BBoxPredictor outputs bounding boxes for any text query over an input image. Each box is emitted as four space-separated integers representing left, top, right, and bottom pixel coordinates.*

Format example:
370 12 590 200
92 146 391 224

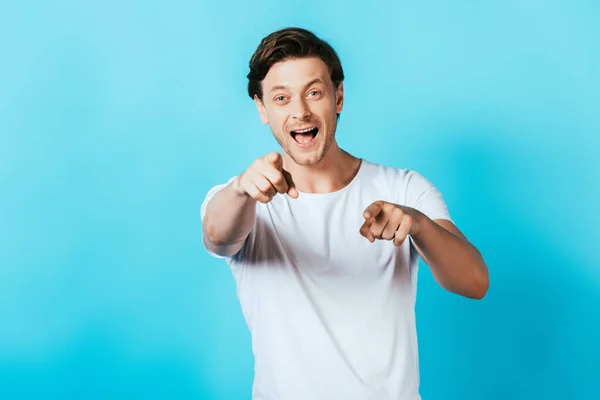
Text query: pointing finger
264 152 282 168
363 201 383 220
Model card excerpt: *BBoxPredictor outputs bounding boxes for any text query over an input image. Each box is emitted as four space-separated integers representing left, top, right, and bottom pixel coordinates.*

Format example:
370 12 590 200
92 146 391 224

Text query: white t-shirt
200 159 452 400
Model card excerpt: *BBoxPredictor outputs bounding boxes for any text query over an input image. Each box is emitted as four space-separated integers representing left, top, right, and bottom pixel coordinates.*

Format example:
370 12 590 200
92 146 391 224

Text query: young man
201 27 488 400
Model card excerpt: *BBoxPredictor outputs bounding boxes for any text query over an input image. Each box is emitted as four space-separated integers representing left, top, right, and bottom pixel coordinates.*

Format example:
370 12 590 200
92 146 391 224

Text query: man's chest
262 200 409 279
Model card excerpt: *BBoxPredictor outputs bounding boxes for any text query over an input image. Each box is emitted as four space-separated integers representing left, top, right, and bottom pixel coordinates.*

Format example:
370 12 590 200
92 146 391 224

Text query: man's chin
286 144 334 167
290 152 324 166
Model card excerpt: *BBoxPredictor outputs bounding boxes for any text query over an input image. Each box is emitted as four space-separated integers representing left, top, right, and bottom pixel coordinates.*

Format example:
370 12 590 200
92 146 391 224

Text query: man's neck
282 144 361 194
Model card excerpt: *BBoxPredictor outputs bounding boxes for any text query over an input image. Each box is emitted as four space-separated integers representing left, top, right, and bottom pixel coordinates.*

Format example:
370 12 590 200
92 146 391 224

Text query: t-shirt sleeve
404 170 453 223
200 176 238 259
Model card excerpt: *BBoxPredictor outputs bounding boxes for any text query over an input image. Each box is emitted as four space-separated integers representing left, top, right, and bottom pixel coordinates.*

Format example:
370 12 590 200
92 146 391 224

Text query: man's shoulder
358 158 438 199
359 158 412 181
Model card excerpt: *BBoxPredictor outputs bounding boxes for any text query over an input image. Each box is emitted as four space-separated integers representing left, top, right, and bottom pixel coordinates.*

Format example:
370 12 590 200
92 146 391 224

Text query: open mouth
290 126 318 146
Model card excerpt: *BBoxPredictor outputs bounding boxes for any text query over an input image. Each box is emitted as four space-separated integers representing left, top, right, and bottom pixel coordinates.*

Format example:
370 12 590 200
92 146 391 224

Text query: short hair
247 27 345 100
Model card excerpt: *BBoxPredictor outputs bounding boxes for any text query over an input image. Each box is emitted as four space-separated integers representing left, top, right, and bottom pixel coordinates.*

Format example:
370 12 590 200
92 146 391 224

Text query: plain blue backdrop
1 1 599 399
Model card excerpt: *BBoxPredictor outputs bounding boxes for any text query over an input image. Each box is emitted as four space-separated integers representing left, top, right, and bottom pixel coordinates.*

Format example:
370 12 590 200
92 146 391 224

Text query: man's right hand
233 152 299 203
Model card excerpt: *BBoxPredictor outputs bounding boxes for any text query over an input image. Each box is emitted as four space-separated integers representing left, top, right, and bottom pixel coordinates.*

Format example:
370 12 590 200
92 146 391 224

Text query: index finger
363 201 383 220
263 152 282 168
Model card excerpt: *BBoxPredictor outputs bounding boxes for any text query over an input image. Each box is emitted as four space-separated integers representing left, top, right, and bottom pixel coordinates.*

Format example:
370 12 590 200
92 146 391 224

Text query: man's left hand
360 201 425 246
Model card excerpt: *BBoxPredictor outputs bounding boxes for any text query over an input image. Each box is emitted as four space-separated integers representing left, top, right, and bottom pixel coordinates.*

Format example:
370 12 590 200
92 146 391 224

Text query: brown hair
247 27 345 101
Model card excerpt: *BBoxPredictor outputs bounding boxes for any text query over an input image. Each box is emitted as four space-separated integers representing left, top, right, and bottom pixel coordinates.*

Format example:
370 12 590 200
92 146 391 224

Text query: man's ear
254 95 269 124
335 82 344 114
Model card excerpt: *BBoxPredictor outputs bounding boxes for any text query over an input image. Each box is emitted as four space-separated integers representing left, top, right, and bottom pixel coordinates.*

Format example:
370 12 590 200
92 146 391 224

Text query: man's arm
411 216 489 299
202 152 298 258
202 180 258 257
360 201 489 299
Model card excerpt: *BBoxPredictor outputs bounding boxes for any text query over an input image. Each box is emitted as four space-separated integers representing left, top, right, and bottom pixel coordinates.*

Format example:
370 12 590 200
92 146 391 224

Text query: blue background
1 1 599 399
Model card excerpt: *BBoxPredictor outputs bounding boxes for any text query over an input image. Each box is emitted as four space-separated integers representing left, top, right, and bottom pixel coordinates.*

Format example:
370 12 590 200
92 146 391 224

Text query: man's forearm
412 215 489 299
202 178 257 253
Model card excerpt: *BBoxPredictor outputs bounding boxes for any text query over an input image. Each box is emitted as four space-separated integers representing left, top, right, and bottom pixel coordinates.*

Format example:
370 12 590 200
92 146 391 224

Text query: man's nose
291 98 311 120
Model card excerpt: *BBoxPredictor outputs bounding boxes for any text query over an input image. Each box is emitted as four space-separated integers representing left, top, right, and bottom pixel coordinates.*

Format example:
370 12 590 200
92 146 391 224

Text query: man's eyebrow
269 78 326 93
304 78 326 88
270 84 288 92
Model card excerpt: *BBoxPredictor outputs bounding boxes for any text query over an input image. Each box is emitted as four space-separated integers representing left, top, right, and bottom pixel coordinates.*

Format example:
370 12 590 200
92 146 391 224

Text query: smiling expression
254 57 344 166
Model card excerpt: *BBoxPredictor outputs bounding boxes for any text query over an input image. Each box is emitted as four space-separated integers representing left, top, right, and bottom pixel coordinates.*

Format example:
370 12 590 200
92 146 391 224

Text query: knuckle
249 190 262 201
239 171 250 185
258 182 271 193
242 183 254 196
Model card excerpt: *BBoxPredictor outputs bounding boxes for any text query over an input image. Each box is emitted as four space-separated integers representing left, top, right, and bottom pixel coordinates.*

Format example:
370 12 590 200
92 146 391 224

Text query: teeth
294 127 315 133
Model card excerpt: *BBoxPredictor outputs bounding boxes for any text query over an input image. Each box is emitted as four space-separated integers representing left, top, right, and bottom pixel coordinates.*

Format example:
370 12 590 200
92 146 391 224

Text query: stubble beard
273 129 335 167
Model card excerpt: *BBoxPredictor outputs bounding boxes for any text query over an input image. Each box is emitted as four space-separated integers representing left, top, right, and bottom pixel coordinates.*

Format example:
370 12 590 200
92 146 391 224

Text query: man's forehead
264 58 330 91
268 78 327 93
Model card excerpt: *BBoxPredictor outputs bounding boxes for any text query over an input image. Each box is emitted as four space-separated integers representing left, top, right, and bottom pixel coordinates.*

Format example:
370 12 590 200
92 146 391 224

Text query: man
201 27 488 400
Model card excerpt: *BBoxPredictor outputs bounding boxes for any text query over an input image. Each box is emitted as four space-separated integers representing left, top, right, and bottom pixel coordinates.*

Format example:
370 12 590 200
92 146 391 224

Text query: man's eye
275 96 286 102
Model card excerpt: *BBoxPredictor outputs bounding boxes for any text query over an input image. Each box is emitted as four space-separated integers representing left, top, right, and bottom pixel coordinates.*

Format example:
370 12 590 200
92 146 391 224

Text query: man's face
254 57 344 166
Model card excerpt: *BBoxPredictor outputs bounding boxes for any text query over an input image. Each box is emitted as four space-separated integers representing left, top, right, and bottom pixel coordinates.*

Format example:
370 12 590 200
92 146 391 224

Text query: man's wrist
411 209 431 239
230 176 249 198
